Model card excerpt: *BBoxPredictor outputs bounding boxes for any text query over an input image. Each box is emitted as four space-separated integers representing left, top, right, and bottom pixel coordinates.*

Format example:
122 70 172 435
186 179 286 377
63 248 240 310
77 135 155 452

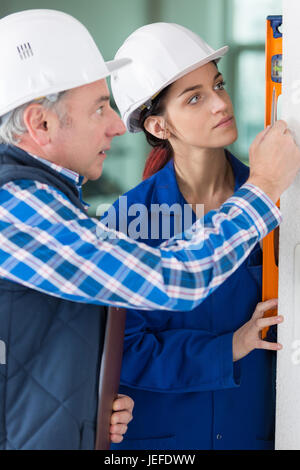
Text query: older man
0 9 299 450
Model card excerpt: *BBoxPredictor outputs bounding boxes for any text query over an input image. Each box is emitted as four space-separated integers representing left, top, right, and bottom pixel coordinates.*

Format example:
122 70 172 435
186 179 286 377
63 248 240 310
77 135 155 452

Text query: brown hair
138 85 173 180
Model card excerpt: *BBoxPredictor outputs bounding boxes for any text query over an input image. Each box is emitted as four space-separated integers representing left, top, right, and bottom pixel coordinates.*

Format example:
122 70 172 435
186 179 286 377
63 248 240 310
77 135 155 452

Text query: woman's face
163 61 238 152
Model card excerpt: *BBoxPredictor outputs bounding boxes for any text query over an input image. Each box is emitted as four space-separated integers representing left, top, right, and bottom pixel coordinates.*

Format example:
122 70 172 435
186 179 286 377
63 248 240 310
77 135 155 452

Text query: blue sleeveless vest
0 145 106 450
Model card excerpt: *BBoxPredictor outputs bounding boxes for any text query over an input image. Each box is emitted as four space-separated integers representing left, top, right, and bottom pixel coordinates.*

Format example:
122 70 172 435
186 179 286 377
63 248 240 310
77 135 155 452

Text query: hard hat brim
106 57 132 74
0 57 132 117
126 45 229 133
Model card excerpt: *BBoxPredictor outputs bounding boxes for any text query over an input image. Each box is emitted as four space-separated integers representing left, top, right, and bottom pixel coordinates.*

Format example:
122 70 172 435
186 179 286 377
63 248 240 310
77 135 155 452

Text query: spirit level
262 15 282 339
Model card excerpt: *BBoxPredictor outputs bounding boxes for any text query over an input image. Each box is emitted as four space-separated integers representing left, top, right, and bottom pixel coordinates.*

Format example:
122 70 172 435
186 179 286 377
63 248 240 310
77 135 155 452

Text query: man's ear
22 103 56 146
144 115 170 140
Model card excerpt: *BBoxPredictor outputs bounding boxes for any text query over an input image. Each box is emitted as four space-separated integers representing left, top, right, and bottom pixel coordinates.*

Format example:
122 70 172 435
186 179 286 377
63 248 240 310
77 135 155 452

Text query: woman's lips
214 116 234 128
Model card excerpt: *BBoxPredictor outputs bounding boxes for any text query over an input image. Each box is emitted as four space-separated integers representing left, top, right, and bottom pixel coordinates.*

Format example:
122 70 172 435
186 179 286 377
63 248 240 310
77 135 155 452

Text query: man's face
51 79 126 181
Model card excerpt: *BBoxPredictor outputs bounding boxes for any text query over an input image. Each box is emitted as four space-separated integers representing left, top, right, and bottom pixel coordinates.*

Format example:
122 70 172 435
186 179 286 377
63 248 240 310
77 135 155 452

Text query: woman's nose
211 93 228 114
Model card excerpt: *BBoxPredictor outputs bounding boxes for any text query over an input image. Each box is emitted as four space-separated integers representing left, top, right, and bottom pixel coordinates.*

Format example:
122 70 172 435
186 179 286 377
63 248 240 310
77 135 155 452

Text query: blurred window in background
227 0 282 162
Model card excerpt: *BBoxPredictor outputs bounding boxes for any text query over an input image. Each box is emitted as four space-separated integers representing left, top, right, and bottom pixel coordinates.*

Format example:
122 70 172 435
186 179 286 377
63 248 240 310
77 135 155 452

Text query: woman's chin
223 128 238 147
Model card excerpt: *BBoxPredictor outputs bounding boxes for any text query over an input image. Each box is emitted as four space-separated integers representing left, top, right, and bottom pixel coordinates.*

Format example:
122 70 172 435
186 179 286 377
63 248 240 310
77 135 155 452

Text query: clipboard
94 306 127 450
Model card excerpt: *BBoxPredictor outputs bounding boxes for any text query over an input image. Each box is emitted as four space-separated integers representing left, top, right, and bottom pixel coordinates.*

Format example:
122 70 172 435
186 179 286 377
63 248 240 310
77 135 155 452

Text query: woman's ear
22 103 54 146
144 115 170 140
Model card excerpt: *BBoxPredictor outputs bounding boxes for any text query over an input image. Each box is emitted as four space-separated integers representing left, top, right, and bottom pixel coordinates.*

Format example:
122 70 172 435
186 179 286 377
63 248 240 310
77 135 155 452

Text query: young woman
105 23 282 450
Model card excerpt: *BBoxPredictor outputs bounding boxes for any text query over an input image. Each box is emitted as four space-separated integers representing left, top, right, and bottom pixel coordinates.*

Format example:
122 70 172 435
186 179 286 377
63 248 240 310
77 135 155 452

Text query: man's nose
106 109 126 137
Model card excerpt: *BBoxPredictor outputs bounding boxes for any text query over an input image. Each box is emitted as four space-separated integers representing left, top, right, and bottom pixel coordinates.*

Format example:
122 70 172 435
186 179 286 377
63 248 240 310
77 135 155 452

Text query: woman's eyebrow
177 72 222 97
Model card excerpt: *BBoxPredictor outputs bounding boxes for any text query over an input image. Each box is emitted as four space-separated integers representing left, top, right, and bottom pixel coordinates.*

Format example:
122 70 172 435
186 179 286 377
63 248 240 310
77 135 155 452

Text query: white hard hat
0 9 131 116
111 22 229 133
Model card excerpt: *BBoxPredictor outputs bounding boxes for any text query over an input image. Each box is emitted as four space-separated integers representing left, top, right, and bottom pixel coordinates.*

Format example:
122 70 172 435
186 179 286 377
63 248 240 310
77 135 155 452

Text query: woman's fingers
258 340 282 351
255 313 283 352
252 298 278 318
255 314 283 330
233 299 283 361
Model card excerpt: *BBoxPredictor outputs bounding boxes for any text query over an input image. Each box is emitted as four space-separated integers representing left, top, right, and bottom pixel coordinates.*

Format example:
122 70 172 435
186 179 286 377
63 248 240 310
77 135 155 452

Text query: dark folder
95 306 127 450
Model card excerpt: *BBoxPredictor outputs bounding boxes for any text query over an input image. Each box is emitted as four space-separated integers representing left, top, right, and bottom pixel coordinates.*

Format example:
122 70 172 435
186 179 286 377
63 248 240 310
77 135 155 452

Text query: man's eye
96 106 104 115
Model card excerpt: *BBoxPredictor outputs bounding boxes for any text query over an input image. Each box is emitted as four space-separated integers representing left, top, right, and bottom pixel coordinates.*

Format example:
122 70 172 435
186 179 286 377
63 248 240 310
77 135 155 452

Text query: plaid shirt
0 153 281 311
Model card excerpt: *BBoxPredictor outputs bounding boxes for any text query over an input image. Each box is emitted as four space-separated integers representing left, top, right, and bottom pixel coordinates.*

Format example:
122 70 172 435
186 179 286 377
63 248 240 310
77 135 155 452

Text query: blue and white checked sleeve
0 180 281 311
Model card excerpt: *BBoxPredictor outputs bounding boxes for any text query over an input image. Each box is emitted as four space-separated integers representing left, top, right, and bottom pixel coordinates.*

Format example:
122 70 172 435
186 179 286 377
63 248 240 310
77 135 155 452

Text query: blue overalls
110 152 275 450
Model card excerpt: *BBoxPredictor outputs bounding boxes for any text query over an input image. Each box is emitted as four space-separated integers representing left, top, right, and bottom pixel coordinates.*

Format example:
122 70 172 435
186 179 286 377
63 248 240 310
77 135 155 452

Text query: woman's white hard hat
0 9 131 116
111 22 229 133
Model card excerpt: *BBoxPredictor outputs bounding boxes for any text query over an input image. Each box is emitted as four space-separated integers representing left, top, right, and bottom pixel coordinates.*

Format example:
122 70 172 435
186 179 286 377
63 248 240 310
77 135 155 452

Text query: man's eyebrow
94 95 110 104
178 72 222 97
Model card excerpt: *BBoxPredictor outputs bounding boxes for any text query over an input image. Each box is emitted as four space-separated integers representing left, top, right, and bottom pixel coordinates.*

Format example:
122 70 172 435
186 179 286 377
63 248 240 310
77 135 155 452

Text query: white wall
276 0 300 450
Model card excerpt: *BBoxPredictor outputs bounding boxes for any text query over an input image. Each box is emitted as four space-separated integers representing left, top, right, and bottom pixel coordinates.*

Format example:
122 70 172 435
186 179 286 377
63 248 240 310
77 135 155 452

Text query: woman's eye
214 80 226 91
188 94 200 105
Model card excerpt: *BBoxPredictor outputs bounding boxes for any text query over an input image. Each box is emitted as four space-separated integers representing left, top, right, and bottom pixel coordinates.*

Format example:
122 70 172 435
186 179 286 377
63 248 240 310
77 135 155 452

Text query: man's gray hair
0 91 67 145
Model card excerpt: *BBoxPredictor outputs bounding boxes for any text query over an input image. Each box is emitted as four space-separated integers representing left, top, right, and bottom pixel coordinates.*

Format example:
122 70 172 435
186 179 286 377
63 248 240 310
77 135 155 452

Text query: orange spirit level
262 15 282 339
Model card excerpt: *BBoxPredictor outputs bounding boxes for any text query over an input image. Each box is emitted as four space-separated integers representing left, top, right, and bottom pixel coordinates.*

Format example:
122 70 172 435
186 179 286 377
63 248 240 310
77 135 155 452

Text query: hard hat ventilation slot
17 43 34 60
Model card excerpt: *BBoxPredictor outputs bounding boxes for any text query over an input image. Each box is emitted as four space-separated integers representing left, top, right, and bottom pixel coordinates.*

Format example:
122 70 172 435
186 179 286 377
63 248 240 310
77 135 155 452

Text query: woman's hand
232 298 283 362
110 394 134 443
